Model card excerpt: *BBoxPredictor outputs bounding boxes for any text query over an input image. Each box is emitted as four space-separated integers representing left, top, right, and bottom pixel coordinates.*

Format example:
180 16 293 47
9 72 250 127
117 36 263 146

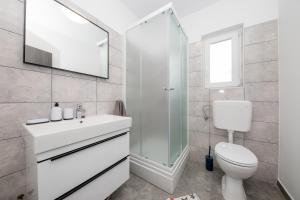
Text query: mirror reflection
25 0 109 78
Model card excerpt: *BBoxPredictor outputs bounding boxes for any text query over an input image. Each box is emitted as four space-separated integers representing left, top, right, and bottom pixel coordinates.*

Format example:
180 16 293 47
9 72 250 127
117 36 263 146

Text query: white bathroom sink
23 115 132 154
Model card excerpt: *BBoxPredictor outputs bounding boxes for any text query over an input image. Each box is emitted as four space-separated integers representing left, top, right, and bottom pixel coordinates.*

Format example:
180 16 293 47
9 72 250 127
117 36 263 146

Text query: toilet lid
215 142 258 167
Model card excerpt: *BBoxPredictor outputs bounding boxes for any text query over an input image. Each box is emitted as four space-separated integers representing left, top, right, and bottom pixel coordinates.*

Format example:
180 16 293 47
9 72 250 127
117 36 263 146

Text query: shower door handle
162 87 175 91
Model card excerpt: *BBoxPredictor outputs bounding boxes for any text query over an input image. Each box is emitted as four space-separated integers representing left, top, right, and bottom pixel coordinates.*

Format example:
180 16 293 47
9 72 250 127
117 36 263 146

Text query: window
204 28 242 88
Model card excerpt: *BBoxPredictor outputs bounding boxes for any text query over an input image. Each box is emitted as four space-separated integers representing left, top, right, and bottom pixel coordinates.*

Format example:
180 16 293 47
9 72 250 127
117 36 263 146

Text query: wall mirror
24 0 109 78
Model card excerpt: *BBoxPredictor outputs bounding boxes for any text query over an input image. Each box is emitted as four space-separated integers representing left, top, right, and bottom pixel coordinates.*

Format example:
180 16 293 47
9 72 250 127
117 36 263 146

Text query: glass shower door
169 13 182 165
169 13 188 166
127 13 170 166
126 10 188 167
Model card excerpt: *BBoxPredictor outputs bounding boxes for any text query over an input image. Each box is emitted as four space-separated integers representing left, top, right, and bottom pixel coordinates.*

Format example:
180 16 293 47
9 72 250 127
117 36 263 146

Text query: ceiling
122 0 221 18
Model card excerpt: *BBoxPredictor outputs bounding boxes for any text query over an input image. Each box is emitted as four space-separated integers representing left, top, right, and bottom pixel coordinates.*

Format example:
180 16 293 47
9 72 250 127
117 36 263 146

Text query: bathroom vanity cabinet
23 115 132 200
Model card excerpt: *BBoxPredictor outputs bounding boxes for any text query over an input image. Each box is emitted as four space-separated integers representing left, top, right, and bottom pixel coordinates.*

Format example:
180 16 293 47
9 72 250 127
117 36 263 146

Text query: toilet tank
213 100 252 132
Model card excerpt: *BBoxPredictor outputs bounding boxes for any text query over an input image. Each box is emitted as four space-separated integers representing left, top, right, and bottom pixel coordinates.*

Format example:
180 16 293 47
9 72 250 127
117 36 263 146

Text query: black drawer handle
54 155 129 200
37 132 128 163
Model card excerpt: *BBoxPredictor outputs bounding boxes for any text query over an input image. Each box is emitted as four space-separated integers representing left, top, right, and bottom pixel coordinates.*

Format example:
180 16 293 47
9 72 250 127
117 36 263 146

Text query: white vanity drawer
37 132 129 200
65 157 129 200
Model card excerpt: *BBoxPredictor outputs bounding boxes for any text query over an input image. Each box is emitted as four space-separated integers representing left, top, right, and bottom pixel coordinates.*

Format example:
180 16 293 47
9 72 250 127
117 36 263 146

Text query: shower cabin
125 4 188 193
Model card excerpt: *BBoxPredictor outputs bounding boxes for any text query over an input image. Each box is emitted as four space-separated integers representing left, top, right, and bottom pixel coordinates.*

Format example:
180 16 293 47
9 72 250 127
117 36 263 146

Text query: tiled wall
188 20 278 184
0 0 123 199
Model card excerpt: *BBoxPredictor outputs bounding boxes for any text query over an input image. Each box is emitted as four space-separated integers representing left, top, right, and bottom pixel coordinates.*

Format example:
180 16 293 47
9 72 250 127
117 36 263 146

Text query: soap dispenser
50 102 62 121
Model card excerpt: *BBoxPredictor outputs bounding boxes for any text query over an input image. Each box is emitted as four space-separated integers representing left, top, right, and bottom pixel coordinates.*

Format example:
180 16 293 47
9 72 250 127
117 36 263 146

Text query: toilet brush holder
205 146 213 171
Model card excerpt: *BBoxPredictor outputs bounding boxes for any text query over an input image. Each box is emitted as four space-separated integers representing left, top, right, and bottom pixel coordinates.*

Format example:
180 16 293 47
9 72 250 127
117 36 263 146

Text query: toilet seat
215 142 258 167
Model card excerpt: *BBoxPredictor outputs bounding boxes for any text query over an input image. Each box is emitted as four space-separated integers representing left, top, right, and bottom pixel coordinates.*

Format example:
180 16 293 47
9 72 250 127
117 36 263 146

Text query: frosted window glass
209 39 232 83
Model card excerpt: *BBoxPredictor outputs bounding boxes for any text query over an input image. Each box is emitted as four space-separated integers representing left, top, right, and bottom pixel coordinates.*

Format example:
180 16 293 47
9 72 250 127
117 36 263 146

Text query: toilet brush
205 146 213 171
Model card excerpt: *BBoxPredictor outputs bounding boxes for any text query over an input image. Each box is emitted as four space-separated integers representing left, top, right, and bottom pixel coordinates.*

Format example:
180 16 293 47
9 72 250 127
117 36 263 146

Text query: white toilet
213 100 258 200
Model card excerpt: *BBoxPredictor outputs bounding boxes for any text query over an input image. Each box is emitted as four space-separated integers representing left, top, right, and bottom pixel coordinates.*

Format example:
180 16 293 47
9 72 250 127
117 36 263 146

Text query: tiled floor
110 161 285 200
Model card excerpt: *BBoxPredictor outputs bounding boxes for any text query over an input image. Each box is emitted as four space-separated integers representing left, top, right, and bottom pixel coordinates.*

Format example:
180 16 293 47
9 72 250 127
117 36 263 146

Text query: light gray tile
244 20 278 45
0 0 24 35
0 29 51 73
189 131 209 149
0 170 26 200
210 87 244 102
189 146 208 162
245 82 278 102
209 122 244 139
52 75 97 102
0 103 50 140
107 65 123 84
189 56 202 72
97 101 115 114
189 87 209 102
59 102 97 117
190 41 202 57
0 138 25 177
189 101 209 117
245 140 278 165
252 102 278 123
250 162 277 184
0 67 51 103
246 122 278 143
211 134 244 150
109 34 123 51
245 40 278 64
189 116 209 133
244 61 278 83
189 72 202 87
109 47 123 67
97 82 122 101
0 29 22 68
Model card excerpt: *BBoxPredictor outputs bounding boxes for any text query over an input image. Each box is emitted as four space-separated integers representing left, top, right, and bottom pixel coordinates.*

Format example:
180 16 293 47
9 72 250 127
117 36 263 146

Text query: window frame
204 28 242 88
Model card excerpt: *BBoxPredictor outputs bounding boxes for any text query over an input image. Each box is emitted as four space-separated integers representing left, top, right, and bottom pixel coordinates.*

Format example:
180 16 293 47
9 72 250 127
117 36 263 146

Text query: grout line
50 68 53 106
244 138 279 145
109 44 123 53
0 168 26 180
96 78 98 115
244 80 279 84
245 59 278 65
0 27 23 36
0 136 23 142
189 55 203 59
0 64 52 75
244 38 278 47
244 60 278 66
0 102 52 104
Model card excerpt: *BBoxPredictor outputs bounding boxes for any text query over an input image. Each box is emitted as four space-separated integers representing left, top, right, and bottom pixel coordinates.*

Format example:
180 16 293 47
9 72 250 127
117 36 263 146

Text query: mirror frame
23 0 110 79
